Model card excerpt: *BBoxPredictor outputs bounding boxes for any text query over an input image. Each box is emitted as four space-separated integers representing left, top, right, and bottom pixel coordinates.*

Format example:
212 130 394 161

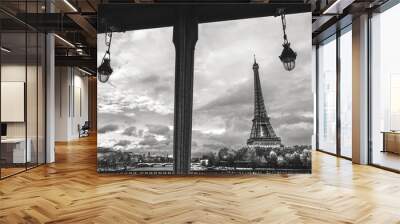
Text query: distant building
200 159 209 166
247 56 282 148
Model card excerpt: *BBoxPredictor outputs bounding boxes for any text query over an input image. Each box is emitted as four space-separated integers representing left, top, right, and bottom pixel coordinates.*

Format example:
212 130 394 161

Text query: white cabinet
1 138 32 163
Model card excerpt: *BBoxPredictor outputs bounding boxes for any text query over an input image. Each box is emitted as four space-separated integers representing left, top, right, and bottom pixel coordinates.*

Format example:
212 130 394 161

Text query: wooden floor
1 135 400 224
372 150 400 171
1 167 26 178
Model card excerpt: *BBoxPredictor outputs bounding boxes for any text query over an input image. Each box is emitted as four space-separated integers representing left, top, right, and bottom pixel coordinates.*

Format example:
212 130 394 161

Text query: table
382 131 400 154
1 138 31 164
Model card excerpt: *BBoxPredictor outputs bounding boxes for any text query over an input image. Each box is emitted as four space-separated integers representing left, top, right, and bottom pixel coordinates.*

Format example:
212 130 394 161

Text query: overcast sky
97 12 312 157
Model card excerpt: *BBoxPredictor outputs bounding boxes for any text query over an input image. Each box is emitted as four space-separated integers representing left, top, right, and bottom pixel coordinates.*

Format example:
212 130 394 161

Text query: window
0 2 46 179
1 28 28 177
339 28 352 158
370 3 400 171
317 36 337 154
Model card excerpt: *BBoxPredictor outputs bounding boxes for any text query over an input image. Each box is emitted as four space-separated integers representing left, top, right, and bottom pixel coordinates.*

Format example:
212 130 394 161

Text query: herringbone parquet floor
1 135 400 224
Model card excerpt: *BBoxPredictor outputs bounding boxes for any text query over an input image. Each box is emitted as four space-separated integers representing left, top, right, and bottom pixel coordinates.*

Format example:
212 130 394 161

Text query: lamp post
278 10 297 71
98 32 113 83
98 58 113 83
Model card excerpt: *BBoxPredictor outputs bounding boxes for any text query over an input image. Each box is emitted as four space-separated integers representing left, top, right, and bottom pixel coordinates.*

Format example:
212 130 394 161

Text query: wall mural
97 9 312 174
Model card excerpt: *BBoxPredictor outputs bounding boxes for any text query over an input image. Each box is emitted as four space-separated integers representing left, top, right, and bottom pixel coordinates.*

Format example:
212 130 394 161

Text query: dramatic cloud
146 124 170 136
202 143 223 151
114 140 132 147
139 135 159 146
98 124 119 134
138 129 144 138
122 126 137 136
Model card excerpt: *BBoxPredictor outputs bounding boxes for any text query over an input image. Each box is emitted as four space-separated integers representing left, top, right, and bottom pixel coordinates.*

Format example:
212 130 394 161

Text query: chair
79 121 90 138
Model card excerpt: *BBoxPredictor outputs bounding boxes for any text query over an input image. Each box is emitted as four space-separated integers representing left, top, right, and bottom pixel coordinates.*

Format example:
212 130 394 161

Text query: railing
97 169 312 175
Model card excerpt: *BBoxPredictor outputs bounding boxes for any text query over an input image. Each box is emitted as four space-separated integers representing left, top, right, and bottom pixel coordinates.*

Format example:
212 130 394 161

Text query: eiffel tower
247 55 282 148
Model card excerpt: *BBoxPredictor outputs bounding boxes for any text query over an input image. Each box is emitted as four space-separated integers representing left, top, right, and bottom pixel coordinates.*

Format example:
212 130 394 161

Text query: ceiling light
1 47 11 53
63 0 78 12
78 67 93 76
322 0 354 15
277 9 297 71
280 43 297 71
98 58 113 83
54 34 75 48
98 32 113 83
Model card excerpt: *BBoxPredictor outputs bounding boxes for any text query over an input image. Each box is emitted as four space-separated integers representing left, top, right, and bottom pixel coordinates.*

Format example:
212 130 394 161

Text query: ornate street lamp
98 32 113 83
278 10 297 71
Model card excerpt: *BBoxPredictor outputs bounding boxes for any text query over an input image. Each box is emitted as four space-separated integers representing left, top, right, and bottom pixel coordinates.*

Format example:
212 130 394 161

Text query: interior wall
55 67 89 141
1 62 45 170
1 64 37 138
55 66 68 141
77 72 89 136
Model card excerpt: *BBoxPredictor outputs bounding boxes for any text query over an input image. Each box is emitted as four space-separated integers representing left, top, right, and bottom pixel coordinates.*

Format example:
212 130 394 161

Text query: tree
249 150 257 167
226 152 236 167
202 152 217 166
121 153 131 171
268 150 278 168
218 147 230 161
300 149 311 168
291 152 302 168
234 147 248 162
277 156 287 167
255 147 266 158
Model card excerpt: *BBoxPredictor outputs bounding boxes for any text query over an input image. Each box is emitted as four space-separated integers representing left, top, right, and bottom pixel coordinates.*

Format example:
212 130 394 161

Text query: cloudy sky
97 12 312 157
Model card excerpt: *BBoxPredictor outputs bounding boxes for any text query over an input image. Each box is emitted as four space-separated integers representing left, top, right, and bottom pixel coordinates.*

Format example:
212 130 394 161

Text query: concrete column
46 33 55 163
46 0 55 163
352 14 369 164
312 45 317 150
172 7 198 174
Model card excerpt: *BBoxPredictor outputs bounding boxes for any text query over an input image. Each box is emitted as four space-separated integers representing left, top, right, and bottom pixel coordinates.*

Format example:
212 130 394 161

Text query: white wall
1 64 40 138
1 63 46 164
55 67 89 141
71 71 89 138
55 66 69 141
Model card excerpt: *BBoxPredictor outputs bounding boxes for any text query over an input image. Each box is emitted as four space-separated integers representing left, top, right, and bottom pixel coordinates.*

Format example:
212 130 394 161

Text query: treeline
198 146 311 169
97 150 173 170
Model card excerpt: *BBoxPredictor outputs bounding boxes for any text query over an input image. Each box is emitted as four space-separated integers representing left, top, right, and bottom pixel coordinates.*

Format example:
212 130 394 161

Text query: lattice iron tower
247 55 282 148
